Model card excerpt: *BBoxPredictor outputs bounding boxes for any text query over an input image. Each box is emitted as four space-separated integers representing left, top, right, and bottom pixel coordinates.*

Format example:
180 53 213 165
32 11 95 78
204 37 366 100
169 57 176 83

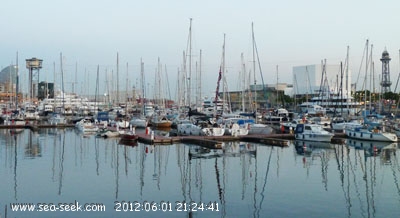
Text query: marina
1 129 399 218
1 4 400 218
0 122 348 147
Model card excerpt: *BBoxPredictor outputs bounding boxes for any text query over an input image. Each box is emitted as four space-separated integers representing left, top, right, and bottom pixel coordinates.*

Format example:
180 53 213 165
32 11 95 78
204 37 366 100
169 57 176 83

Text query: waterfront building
38 82 54 100
0 65 19 103
214 83 292 113
293 64 352 98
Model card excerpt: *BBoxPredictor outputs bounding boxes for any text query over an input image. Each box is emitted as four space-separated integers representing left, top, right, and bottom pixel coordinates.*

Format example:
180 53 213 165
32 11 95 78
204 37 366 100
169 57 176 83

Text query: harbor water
1 128 400 218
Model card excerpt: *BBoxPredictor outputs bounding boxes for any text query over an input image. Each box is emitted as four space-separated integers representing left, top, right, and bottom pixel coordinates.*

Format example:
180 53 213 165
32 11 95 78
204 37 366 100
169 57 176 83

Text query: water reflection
347 139 397 158
1 130 400 218
189 142 256 159
293 139 399 218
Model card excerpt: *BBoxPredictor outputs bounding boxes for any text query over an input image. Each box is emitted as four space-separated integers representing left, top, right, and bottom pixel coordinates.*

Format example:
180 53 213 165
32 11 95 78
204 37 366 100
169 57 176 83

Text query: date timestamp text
114 201 220 212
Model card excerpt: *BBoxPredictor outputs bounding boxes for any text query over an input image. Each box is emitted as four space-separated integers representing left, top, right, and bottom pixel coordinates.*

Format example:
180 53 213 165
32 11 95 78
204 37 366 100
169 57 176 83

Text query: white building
293 64 351 97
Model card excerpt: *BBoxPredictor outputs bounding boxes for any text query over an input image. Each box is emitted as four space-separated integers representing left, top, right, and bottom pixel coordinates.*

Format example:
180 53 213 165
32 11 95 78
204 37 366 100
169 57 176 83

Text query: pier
0 124 348 147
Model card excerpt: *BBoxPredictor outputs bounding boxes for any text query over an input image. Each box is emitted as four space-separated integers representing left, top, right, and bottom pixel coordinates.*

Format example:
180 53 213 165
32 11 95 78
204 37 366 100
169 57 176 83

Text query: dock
0 124 348 148
137 132 293 147
0 124 75 130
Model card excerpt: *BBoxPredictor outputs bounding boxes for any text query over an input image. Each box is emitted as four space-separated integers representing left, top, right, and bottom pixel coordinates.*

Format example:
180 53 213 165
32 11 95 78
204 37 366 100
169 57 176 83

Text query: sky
2 0 400 101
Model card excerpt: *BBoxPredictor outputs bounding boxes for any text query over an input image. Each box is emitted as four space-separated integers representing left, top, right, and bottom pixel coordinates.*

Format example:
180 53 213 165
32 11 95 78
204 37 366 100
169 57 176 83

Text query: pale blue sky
1 0 400 99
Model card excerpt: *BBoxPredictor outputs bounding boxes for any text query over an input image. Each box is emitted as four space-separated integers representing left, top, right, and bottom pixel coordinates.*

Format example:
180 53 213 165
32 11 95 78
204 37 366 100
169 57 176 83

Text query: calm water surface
1 128 400 218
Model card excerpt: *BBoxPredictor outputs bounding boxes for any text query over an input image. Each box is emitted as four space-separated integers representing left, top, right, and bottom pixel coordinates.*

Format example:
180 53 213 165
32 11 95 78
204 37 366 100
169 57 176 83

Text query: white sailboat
75 118 98 133
131 59 149 128
177 119 203 136
345 40 397 142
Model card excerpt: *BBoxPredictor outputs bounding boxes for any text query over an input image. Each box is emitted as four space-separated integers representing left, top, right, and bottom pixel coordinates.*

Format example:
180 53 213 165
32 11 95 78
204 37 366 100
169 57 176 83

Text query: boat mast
165 64 171 104
60 53 65 112
251 22 257 114
105 68 110 109
340 62 344 115
182 51 187 107
222 33 227 113
140 58 146 117
276 65 279 107
197 49 202 109
9 64 12 106
187 18 192 107
95 65 99 113
16 52 19 110
241 53 246 112
251 23 267 114
177 67 181 110
53 62 56 110
369 44 373 112
74 62 77 94
156 57 160 108
364 40 369 113
345 46 350 113
308 67 313 99
126 62 129 110
117 52 119 106
293 74 298 112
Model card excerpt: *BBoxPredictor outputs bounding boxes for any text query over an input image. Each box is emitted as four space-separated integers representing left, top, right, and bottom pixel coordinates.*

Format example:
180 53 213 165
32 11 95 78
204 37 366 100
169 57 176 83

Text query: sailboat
150 58 172 129
49 54 67 125
246 23 273 134
130 59 148 128
151 114 172 128
345 41 397 142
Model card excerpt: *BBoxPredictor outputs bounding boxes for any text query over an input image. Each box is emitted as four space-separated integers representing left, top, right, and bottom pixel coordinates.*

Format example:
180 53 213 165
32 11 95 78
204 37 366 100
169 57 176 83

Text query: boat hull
294 123 334 142
202 127 225 136
130 118 148 128
345 129 397 142
295 133 333 142
247 123 273 135
178 123 203 136
120 134 138 141
153 121 172 128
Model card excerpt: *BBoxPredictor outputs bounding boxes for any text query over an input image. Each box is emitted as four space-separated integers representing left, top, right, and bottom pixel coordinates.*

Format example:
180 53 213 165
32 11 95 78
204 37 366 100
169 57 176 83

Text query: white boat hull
202 127 225 136
178 123 203 136
247 123 273 135
295 133 333 142
130 118 148 128
228 123 248 136
345 129 397 142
